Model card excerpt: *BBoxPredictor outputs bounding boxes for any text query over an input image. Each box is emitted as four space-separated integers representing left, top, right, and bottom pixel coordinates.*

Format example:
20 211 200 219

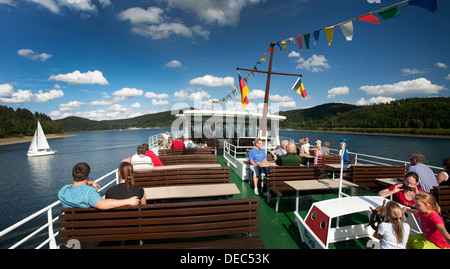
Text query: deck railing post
47 207 57 249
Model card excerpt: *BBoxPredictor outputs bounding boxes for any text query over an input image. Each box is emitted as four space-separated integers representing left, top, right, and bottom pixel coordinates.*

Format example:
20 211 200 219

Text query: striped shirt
407 163 438 193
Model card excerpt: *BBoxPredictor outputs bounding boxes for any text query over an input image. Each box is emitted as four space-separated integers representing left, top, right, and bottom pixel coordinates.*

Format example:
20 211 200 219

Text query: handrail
0 169 118 249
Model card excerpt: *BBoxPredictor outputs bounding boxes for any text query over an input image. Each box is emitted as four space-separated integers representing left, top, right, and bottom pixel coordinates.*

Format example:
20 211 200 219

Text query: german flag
292 77 307 99
238 73 249 108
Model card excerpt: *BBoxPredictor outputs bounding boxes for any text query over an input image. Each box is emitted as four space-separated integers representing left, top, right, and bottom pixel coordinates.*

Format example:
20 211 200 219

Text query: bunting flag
304 33 310 50
238 73 250 108
378 6 402 20
313 30 321 45
409 0 438 13
292 77 307 99
358 14 380 24
296 36 303 51
340 21 354 41
281 40 288 52
325 26 334 46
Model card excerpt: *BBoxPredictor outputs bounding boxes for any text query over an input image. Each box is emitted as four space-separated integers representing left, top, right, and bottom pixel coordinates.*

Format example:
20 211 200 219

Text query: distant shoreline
281 129 450 139
0 133 75 146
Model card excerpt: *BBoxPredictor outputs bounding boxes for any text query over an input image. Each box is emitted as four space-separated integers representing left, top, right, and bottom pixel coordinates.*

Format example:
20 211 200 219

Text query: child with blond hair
406 192 450 249
373 201 410 249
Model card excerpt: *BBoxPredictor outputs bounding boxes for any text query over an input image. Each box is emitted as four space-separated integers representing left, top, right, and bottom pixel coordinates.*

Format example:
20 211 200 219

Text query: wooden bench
159 154 218 165
346 165 407 190
431 185 450 219
158 148 214 156
57 198 264 249
264 166 324 211
133 166 230 188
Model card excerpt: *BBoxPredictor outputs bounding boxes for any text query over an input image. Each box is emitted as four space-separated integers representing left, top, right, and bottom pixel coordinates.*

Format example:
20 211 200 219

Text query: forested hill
0 105 63 138
2 97 449 137
280 97 450 135
57 110 176 132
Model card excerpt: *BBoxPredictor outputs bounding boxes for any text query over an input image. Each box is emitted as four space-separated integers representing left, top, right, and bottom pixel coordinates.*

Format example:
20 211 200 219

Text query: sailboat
27 120 56 157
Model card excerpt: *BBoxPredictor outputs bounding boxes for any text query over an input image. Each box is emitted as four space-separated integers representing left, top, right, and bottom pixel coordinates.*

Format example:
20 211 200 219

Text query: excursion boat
0 108 441 250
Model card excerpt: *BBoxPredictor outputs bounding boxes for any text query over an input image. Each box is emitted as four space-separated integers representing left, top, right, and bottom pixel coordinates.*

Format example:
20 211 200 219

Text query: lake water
0 128 448 240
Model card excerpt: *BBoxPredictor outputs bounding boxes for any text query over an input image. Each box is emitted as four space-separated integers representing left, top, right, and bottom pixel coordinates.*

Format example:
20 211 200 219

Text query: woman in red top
378 172 424 208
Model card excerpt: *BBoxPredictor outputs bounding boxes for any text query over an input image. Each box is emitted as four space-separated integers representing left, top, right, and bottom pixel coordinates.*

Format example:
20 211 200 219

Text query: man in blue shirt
58 162 140 209
248 139 268 195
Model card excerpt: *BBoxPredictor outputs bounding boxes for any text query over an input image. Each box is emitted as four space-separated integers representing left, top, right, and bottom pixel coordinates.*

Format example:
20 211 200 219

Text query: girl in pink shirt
407 192 450 249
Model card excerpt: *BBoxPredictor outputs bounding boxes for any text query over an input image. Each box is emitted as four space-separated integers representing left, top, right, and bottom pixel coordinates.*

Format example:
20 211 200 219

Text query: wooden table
375 177 403 186
144 183 240 201
285 179 359 211
153 163 222 170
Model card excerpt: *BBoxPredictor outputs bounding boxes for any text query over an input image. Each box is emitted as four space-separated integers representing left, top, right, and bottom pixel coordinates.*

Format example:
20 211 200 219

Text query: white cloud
28 0 98 14
359 78 445 95
33 89 64 103
130 102 141 108
296 54 330 72
58 101 86 111
327 86 349 99
0 83 64 104
288 51 300 58
118 7 164 25
145 92 169 99
161 0 263 27
401 68 428 76
165 60 183 68
49 70 109 85
269 94 294 102
152 99 169 106
445 74 450 80
0 83 14 97
118 6 209 40
173 89 210 101
189 75 234 88
247 89 265 99
112 87 144 101
356 96 396 106
18 49 52 61
89 100 112 106
435 62 448 68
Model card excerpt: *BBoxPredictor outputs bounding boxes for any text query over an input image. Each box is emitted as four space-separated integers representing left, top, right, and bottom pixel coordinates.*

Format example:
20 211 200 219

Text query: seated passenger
130 144 154 171
378 172 424 208
58 162 139 209
106 162 146 205
276 142 301 166
171 136 185 149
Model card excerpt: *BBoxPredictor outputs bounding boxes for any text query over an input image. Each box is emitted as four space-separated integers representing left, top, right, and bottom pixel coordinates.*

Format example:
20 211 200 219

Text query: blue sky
0 0 449 121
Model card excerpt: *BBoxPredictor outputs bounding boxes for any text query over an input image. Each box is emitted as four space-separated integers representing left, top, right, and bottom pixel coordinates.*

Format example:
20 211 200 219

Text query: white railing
0 169 119 249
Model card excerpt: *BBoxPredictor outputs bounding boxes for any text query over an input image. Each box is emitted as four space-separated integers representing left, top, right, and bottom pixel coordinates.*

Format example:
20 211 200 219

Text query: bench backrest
431 185 450 214
319 155 355 165
159 154 218 165
267 166 323 186
348 165 407 189
133 167 230 188
58 198 260 247
158 148 214 156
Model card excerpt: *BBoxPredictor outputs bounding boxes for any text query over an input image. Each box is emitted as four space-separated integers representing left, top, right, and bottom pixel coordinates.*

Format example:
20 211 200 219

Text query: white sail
28 129 38 153
36 121 51 150
27 120 56 157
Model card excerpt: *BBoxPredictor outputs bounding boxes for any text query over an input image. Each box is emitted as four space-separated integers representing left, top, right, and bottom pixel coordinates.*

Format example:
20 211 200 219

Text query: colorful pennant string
215 0 438 107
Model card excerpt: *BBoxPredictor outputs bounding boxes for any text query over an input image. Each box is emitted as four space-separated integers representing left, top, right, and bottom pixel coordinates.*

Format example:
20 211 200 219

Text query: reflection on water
27 154 54 190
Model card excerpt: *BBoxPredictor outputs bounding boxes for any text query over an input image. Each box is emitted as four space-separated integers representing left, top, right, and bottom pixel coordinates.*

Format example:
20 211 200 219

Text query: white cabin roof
311 196 387 219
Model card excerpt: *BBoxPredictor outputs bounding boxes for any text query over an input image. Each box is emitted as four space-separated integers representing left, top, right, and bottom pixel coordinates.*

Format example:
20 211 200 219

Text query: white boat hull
27 150 56 157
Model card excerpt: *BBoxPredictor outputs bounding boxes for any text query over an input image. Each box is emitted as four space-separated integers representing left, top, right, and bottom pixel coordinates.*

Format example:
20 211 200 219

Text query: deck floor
217 156 378 249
